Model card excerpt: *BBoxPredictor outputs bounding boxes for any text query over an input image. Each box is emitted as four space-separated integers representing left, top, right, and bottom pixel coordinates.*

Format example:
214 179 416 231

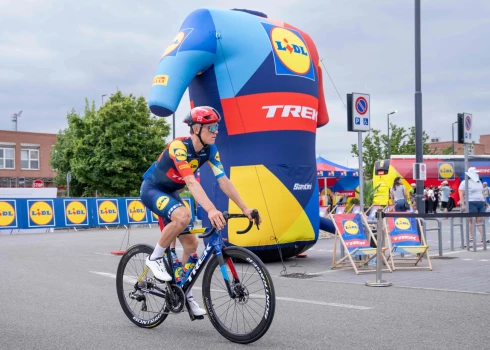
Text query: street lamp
102 94 107 105
387 110 398 159
452 121 458 155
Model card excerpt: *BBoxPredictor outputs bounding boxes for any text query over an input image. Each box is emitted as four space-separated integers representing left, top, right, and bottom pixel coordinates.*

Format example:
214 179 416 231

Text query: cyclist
140 106 260 316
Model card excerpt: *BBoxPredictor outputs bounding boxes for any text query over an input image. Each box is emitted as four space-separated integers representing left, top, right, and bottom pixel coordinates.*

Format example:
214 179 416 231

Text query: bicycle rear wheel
116 244 168 328
202 246 275 344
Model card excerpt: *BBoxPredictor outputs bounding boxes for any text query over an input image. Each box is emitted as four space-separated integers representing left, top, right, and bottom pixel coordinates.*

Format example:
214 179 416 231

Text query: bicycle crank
165 285 185 313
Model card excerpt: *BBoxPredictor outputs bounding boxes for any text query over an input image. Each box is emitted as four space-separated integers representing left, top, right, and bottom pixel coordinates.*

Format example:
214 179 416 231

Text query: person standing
483 182 490 206
427 186 435 214
390 177 409 212
440 181 452 217
459 167 488 244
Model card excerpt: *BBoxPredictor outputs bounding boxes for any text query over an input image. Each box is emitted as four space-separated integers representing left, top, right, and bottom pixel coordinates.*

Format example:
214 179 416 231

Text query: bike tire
116 244 168 328
202 246 275 344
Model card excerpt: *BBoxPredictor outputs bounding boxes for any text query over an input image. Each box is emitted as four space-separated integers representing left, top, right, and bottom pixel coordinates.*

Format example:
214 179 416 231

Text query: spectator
427 185 435 214
433 185 440 213
459 167 489 244
483 182 490 206
424 186 429 214
409 183 417 209
390 176 409 212
440 181 452 218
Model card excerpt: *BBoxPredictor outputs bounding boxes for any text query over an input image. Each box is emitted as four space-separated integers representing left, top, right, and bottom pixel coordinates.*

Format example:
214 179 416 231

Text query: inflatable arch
149 8 329 261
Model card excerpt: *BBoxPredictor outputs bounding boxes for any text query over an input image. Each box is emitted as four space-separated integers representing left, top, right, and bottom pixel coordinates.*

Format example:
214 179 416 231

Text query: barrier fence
0 197 195 230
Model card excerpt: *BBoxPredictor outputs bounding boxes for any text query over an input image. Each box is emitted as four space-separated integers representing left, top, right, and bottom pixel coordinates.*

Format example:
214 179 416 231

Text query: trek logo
186 243 212 283
166 168 185 184
263 105 318 121
293 183 312 190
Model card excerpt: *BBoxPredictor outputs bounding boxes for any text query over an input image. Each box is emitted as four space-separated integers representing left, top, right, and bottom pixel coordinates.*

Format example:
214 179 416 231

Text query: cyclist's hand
243 208 262 225
208 209 226 230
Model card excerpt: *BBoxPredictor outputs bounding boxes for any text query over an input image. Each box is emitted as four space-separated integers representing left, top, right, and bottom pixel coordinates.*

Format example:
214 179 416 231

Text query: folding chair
349 205 361 214
319 206 330 218
331 213 392 275
331 204 347 215
383 213 432 271
363 205 381 233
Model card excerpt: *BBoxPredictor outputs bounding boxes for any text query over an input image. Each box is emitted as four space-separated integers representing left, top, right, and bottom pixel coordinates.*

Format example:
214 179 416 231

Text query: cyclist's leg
141 184 188 244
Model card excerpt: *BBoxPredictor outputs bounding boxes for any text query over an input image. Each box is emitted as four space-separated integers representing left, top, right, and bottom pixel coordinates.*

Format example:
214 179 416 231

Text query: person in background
390 176 409 212
424 186 429 214
440 181 452 218
427 185 435 214
409 183 417 210
433 185 440 213
459 167 489 244
483 182 490 206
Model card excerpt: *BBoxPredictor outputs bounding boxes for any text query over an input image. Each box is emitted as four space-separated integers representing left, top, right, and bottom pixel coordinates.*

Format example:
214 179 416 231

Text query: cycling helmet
183 106 221 126
184 106 221 148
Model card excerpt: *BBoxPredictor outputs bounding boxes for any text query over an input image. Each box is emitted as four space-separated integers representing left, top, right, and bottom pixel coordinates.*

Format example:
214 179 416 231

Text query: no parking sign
347 93 370 132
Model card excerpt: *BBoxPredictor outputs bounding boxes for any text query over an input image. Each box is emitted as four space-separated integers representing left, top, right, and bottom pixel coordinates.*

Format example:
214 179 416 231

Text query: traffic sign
463 113 472 144
33 179 44 188
350 93 370 132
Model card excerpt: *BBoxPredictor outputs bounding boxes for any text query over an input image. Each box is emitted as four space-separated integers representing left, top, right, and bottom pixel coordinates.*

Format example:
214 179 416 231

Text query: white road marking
90 271 373 310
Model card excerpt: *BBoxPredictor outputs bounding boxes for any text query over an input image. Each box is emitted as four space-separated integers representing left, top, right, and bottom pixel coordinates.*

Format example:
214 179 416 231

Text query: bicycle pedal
192 315 205 321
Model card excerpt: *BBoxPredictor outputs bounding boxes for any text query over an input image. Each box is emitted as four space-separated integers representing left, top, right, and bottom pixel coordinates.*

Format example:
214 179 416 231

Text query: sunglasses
205 124 219 133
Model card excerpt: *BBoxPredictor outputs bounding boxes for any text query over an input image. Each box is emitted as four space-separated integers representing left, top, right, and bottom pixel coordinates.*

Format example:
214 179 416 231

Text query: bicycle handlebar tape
149 9 329 262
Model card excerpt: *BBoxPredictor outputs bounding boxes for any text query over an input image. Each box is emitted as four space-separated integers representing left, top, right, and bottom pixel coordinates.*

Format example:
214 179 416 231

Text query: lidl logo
438 162 455 180
189 159 199 173
395 218 411 230
182 199 191 211
98 200 119 224
152 75 169 86
343 220 359 235
66 201 88 225
174 148 187 161
29 201 54 226
214 152 221 163
128 200 146 222
0 201 16 227
263 24 315 80
162 31 186 57
156 196 169 211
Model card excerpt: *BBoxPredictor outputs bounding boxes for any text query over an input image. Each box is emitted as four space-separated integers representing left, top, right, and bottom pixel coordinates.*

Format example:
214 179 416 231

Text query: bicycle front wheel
202 246 275 344
116 244 168 328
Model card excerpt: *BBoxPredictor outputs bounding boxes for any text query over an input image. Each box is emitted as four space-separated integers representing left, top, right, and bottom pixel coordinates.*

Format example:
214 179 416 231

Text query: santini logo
293 183 312 190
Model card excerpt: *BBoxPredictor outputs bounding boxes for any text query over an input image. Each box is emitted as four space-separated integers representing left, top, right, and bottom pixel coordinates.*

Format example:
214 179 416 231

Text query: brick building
428 134 490 155
0 130 57 188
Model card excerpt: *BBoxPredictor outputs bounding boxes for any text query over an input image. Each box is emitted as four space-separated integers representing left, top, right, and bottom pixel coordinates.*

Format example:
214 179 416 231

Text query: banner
0 197 195 230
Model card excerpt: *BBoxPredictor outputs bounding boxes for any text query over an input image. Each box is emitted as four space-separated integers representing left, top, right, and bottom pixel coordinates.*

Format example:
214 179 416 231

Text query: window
21 149 39 169
0 148 15 169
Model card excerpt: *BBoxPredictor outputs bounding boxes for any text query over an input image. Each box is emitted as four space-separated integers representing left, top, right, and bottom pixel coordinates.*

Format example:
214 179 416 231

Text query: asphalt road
1 226 489 350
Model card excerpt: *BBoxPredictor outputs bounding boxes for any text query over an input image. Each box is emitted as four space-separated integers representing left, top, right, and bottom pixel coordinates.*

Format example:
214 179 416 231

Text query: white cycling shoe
187 297 206 316
145 257 172 282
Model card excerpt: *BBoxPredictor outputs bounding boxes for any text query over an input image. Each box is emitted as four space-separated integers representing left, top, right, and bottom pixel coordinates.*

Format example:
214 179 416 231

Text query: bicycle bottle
183 253 199 278
171 250 184 285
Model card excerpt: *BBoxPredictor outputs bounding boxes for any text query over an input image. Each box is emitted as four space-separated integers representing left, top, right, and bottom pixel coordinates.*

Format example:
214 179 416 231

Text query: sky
1 0 489 168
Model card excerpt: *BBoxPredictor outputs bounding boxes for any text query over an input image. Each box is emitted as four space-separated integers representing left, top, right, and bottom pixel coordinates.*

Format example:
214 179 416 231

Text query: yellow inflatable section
227 165 314 248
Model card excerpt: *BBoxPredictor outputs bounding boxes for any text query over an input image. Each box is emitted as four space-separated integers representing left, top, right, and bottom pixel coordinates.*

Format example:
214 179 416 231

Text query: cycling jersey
143 137 225 192
140 137 225 224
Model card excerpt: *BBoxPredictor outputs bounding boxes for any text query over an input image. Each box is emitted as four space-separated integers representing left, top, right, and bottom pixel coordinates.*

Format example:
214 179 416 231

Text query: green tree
351 124 432 179
50 91 170 196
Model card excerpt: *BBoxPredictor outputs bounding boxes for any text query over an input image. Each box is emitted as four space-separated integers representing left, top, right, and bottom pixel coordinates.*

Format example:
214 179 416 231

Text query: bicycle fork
216 252 241 299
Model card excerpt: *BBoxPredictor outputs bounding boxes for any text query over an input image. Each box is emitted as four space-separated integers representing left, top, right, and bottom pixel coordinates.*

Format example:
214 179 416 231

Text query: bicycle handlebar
198 209 260 239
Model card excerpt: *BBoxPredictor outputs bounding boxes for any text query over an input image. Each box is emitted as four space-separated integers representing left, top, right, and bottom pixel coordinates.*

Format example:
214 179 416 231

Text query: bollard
450 217 454 251
483 219 487 250
472 217 477 252
366 209 392 287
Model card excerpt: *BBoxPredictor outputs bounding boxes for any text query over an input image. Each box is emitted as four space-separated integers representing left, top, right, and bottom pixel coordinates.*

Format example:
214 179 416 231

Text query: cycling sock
186 289 193 299
150 243 167 261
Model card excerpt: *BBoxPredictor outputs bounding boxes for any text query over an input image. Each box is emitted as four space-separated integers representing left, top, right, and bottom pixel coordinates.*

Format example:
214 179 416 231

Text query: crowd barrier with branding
0 197 195 231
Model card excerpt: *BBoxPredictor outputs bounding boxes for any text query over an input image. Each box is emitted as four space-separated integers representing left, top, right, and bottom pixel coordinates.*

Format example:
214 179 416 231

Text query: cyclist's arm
217 176 247 212
183 176 216 213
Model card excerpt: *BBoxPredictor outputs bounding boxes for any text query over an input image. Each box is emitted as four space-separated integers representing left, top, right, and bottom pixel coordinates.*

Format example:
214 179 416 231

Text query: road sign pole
358 131 364 212
366 209 392 287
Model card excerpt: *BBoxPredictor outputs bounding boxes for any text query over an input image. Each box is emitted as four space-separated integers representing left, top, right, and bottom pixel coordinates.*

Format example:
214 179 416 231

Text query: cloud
0 0 489 166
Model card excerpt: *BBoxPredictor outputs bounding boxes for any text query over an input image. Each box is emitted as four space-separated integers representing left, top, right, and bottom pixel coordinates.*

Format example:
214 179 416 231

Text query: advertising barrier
0 197 195 231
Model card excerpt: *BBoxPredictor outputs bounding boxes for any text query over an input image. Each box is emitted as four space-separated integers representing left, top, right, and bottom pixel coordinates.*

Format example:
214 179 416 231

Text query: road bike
116 210 275 344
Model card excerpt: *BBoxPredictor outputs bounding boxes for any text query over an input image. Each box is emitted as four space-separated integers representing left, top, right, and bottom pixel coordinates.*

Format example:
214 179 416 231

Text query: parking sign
351 93 370 132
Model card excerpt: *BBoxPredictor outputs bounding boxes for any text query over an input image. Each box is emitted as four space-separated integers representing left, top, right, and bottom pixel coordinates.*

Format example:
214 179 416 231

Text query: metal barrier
450 215 464 250
421 218 442 256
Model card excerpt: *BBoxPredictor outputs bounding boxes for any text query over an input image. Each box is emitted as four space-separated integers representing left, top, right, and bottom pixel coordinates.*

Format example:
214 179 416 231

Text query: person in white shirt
440 181 452 215
459 167 488 243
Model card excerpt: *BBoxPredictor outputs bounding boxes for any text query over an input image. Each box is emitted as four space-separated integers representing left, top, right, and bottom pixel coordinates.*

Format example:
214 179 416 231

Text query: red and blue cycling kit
140 137 224 224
